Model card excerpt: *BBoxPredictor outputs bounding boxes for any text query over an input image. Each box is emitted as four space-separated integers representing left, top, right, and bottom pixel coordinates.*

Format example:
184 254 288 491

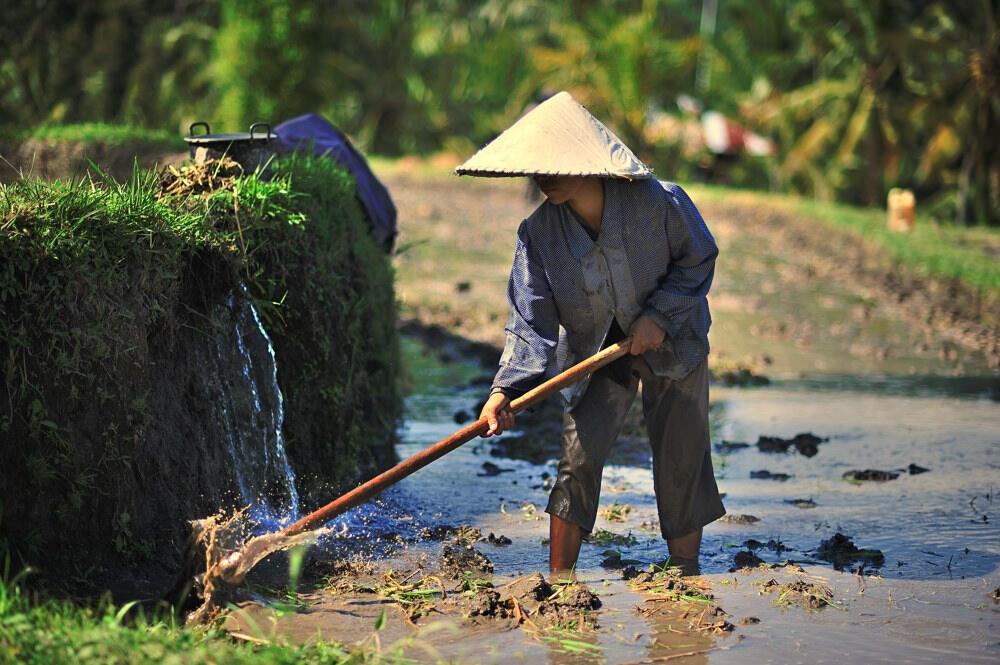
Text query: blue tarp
274 113 397 248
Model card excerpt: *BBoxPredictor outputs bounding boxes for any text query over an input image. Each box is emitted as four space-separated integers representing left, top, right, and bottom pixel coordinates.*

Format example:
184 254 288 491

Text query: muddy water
225 337 998 664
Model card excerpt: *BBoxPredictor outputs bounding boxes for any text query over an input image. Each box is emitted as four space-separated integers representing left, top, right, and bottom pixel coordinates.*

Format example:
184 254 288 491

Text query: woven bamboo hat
456 91 653 179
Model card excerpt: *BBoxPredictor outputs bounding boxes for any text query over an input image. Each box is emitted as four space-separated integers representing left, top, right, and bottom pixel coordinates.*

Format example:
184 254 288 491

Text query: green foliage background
0 0 997 224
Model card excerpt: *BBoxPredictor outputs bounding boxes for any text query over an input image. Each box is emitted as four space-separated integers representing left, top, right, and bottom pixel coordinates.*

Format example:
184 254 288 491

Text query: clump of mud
626 566 734 633
487 532 512 546
759 578 837 610
757 432 825 457
842 468 900 481
685 604 735 634
444 581 507 621
624 565 711 597
711 362 770 387
504 572 552 601
719 513 760 525
731 551 766 570
419 524 482 544
584 529 638 546
307 556 377 591
450 573 602 629
442 544 494 576
744 538 788 553
816 532 884 570
416 524 514 548
599 502 634 522
478 461 514 476
714 440 751 454
533 582 602 628
750 469 791 481
601 550 642 569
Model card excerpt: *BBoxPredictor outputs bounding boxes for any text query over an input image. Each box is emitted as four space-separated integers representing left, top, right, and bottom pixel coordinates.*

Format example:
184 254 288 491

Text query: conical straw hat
456 91 653 179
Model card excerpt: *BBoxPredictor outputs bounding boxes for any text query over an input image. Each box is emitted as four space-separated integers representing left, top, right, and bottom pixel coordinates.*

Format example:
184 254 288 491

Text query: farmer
456 92 726 575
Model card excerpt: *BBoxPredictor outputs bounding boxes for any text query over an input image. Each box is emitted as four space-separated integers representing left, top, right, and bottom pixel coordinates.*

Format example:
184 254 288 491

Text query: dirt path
380 162 999 385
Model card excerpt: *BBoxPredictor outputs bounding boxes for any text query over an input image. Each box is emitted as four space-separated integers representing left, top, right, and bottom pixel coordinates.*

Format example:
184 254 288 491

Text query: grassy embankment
1 152 402 662
1 151 401 569
0 123 183 149
688 184 1000 306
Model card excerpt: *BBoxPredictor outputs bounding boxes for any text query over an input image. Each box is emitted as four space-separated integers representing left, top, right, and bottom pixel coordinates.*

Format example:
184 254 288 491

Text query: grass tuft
0 567 415 664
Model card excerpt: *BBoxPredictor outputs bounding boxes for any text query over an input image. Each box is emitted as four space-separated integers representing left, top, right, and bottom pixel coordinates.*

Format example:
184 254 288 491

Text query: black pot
184 122 278 171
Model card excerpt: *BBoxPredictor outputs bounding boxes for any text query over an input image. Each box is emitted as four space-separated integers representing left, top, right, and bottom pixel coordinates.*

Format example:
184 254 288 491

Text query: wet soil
212 338 1000 662
216 163 998 662
816 533 886 571
758 577 836 610
717 513 760 525
842 468 901 482
756 432 825 457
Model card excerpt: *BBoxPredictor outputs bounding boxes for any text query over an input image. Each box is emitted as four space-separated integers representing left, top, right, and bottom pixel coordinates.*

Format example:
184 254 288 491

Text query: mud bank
0 155 400 595
700 197 1000 374
0 138 185 184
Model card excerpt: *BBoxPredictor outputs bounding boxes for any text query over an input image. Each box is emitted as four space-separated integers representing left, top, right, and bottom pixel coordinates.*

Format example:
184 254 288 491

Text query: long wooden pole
281 338 631 537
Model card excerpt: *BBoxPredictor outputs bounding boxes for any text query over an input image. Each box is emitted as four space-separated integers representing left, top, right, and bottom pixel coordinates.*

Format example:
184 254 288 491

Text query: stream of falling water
217 290 299 531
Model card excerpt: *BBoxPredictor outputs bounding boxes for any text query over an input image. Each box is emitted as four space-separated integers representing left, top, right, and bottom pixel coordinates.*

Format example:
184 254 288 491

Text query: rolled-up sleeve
491 222 560 397
641 183 717 339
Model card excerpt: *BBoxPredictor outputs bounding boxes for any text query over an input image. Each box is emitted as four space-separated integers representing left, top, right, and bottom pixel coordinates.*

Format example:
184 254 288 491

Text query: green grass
583 530 637 547
689 183 1000 299
398 338 483 396
1 152 401 575
2 123 184 150
0 569 415 664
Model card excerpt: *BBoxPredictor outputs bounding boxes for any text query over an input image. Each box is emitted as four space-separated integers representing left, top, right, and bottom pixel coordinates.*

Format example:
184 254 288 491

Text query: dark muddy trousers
545 357 726 540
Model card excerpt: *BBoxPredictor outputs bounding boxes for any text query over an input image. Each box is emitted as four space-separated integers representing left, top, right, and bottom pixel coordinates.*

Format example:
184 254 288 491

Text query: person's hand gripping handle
480 391 513 437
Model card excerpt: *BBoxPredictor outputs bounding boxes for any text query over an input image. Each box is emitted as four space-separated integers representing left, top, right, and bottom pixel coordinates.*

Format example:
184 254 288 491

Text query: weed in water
585 529 638 547
599 502 633 522
537 627 603 656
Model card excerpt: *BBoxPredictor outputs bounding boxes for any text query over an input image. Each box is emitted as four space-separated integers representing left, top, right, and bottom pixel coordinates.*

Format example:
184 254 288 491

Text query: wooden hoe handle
281 338 632 537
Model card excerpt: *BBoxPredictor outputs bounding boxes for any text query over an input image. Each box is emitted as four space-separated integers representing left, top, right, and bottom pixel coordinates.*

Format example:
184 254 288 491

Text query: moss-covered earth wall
0 154 401 595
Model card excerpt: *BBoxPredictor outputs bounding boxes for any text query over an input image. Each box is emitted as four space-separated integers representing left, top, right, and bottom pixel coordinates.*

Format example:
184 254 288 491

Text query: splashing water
215 290 299 530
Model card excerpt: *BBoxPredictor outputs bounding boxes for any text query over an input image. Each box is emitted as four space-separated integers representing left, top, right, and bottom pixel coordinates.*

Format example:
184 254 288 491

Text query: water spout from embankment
212 289 299 530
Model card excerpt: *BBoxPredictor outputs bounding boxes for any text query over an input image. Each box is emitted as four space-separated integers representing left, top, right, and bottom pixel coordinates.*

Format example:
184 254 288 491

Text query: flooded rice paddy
224 338 999 664
221 168 998 662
